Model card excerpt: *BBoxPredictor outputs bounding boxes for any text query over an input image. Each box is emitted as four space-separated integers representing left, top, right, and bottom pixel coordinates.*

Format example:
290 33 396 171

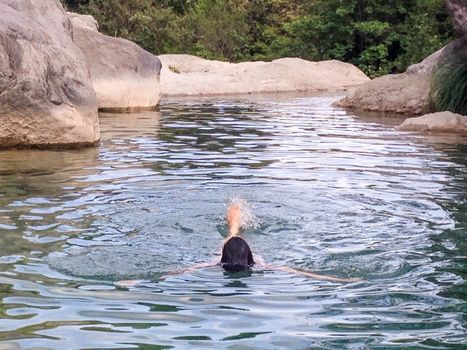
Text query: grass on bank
431 58 467 115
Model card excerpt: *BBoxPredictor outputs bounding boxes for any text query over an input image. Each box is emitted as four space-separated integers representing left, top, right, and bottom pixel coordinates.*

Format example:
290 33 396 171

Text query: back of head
221 236 254 272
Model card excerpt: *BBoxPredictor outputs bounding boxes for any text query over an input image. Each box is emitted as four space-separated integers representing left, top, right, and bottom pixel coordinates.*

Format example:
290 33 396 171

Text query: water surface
0 94 466 349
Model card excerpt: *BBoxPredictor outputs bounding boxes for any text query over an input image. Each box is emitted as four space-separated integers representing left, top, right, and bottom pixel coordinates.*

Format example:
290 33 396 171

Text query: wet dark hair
220 236 255 272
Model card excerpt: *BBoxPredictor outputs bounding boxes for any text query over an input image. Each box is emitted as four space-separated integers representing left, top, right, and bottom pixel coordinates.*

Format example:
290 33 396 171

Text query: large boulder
336 42 457 116
335 72 431 115
397 111 467 133
158 54 369 96
338 1 467 116
0 0 100 149
71 19 162 112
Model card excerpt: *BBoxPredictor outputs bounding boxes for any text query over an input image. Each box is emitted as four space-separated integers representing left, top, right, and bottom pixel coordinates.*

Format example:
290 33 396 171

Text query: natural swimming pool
0 94 466 349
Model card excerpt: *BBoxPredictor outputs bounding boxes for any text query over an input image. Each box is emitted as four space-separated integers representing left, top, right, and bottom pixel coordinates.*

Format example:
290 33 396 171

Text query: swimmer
219 203 255 272
116 203 359 288
163 203 359 282
219 203 358 282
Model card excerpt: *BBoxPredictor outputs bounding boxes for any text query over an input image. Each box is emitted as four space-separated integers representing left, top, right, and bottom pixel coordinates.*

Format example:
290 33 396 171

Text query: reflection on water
0 94 466 349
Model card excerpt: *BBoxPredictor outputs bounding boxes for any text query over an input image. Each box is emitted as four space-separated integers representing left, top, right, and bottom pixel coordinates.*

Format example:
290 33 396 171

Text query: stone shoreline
158 54 369 97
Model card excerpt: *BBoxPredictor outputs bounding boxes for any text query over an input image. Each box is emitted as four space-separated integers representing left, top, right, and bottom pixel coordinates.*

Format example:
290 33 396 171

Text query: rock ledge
158 54 370 97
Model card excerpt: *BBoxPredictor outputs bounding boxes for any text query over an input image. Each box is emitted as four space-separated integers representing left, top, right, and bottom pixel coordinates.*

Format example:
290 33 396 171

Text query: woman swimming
116 202 358 288
218 203 358 282
220 203 255 272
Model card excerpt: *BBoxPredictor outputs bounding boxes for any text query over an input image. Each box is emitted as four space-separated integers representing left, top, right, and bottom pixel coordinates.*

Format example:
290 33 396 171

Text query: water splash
227 196 259 230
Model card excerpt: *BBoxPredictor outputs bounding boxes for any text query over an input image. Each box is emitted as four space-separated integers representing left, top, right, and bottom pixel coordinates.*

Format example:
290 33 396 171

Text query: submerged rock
397 111 467 133
71 24 162 112
158 54 369 96
0 0 100 149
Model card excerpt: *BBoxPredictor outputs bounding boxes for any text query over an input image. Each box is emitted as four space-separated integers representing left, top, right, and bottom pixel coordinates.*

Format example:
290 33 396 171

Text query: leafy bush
285 0 454 77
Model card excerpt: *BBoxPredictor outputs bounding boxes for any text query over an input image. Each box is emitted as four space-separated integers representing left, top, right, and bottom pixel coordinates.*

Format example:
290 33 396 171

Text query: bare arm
160 261 219 279
268 264 361 283
114 261 219 287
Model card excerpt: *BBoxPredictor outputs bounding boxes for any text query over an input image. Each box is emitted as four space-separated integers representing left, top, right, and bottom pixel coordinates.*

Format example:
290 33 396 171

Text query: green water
0 94 465 349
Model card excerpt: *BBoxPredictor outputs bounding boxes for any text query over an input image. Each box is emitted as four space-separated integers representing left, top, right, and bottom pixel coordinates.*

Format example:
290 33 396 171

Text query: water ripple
0 94 465 349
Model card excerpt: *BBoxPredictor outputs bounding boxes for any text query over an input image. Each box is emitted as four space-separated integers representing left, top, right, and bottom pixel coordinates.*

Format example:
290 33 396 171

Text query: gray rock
397 111 467 133
0 0 99 149
336 45 441 116
336 38 467 116
446 0 467 37
438 37 467 65
335 73 430 115
72 27 162 112
337 40 460 116
68 12 99 32
336 1 467 117
158 55 369 97
3 0 71 34
406 47 444 75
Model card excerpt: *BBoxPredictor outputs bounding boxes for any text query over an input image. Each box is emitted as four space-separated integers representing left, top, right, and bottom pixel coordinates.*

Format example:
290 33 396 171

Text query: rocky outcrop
338 1 467 116
397 111 467 133
336 43 450 115
71 21 162 112
158 54 369 96
0 0 100 149
336 71 431 115
336 41 461 115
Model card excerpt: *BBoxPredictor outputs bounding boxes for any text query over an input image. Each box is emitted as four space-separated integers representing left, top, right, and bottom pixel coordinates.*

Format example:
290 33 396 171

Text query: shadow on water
0 95 465 349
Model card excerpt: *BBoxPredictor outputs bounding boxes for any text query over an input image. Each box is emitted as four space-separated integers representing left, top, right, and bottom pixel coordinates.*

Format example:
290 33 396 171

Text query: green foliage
286 0 454 77
65 0 454 77
431 58 467 115
174 0 250 61
77 0 178 54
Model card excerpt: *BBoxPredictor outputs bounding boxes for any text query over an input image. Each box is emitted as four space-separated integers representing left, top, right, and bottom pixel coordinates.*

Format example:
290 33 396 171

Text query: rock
397 111 467 133
3 0 71 33
336 72 430 115
68 12 99 32
337 41 455 116
446 0 467 37
0 0 100 149
406 47 445 75
72 26 162 112
438 37 467 65
158 54 369 96
337 40 460 116
336 0 467 117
